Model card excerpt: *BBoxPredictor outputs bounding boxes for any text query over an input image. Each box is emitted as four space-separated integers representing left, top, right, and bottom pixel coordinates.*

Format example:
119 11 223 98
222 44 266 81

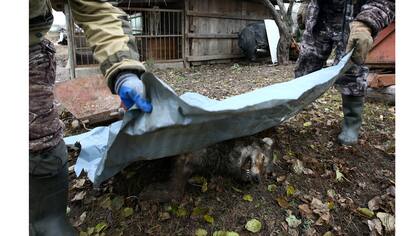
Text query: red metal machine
365 22 395 89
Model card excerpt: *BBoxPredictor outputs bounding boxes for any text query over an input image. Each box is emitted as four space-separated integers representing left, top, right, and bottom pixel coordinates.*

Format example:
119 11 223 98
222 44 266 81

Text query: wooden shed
66 0 274 76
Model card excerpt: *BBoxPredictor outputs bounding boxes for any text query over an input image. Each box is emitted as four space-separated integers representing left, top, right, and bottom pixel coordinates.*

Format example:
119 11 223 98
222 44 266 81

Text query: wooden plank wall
185 0 272 64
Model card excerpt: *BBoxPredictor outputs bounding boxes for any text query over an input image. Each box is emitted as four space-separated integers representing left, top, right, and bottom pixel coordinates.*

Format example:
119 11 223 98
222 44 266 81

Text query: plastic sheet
64 53 352 185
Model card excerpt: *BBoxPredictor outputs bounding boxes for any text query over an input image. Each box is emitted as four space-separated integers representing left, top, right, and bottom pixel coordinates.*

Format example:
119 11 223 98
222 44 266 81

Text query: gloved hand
346 21 374 65
114 73 153 112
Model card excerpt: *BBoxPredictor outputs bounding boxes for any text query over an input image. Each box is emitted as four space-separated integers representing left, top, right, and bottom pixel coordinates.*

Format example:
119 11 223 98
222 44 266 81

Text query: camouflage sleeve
68 0 145 93
355 0 395 37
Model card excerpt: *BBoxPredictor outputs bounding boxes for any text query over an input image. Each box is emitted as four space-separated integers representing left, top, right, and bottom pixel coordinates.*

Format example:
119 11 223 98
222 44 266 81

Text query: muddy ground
60 61 395 236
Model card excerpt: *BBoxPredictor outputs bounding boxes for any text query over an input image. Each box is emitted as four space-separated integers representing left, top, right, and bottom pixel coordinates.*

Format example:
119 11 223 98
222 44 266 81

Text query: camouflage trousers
294 23 369 97
29 39 63 153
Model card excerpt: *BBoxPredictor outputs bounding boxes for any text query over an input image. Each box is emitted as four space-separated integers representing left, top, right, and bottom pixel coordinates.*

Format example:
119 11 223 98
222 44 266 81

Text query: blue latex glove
114 73 153 112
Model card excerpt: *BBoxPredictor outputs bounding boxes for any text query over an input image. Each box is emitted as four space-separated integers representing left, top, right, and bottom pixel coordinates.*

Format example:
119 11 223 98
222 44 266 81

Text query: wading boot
338 95 364 145
29 144 76 236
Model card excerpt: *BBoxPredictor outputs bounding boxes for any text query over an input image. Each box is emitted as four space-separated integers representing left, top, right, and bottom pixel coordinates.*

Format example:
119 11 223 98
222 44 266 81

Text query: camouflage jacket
29 0 145 93
306 0 395 37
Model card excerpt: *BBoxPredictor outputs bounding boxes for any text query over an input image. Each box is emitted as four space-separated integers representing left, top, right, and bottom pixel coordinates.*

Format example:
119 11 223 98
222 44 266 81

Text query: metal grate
73 7 184 66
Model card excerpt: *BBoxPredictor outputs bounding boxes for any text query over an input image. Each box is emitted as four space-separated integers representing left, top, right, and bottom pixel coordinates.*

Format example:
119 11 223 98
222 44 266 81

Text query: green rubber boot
29 142 76 236
338 95 364 145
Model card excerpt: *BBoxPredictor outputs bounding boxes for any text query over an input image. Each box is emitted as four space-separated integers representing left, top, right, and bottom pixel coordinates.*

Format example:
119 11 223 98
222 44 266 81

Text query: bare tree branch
260 0 291 64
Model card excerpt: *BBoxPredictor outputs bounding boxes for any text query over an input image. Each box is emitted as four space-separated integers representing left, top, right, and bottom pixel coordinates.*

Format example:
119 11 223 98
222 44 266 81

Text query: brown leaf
377 212 395 232
298 204 312 217
73 211 86 227
311 198 329 215
276 196 289 208
158 212 171 221
73 179 85 189
368 219 383 235
368 196 382 211
276 175 287 182
303 168 314 175
386 186 395 197
292 160 304 175
71 191 86 202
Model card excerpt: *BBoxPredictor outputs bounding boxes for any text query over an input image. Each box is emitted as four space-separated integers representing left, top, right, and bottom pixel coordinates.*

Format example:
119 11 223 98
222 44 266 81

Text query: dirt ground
61 61 395 236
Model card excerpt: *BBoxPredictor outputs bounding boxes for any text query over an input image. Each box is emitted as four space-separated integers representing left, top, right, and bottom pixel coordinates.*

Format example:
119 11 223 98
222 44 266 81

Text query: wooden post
64 3 76 79
183 0 190 68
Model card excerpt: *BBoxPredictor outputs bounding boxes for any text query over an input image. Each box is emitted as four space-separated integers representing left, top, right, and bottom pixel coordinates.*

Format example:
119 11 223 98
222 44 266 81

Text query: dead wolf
139 137 275 203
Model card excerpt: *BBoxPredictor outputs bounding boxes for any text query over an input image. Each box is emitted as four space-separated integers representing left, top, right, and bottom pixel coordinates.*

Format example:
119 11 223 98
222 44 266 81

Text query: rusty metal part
54 75 121 125
365 22 395 66
367 73 395 88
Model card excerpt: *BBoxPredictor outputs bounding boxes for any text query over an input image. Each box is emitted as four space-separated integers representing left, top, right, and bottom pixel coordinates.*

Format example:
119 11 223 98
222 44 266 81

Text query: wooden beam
186 10 265 21
183 0 190 68
187 54 244 62
186 33 239 39
64 3 76 79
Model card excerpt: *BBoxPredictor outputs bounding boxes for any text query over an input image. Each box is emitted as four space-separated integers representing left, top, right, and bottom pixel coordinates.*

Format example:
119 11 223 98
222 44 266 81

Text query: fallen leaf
304 121 312 127
99 196 112 210
327 189 336 199
368 196 382 211
319 212 331 224
191 207 208 217
73 211 87 227
203 214 214 224
335 169 345 182
368 219 383 235
71 191 86 202
377 212 395 232
267 184 277 192
303 168 314 175
243 194 253 202
298 204 312 217
273 152 279 163
276 196 289 208
286 185 296 197
286 214 301 228
327 201 334 210
288 228 299 236
158 212 171 221
112 196 125 211
176 207 188 217
245 219 262 233
357 208 375 218
73 179 85 189
195 228 208 236
95 222 107 233
122 207 134 218
311 198 329 215
212 231 239 236
386 186 395 197
276 175 286 182
202 181 208 192
323 231 333 236
79 232 88 236
87 227 95 235
293 160 304 175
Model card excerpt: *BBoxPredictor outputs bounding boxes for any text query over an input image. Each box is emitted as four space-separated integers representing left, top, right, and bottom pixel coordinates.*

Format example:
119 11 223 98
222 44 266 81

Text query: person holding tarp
295 0 394 145
29 0 153 235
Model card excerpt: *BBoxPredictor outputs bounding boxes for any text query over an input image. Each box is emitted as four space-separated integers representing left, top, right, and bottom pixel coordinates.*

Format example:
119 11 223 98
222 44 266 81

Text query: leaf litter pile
62 62 395 236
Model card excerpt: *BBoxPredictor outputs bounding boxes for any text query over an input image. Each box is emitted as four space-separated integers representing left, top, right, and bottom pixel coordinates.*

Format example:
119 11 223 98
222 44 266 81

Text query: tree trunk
286 0 295 28
260 0 291 64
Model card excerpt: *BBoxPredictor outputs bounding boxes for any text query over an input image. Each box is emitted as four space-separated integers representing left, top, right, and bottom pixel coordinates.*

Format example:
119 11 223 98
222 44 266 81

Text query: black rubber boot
338 95 364 145
29 163 76 236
